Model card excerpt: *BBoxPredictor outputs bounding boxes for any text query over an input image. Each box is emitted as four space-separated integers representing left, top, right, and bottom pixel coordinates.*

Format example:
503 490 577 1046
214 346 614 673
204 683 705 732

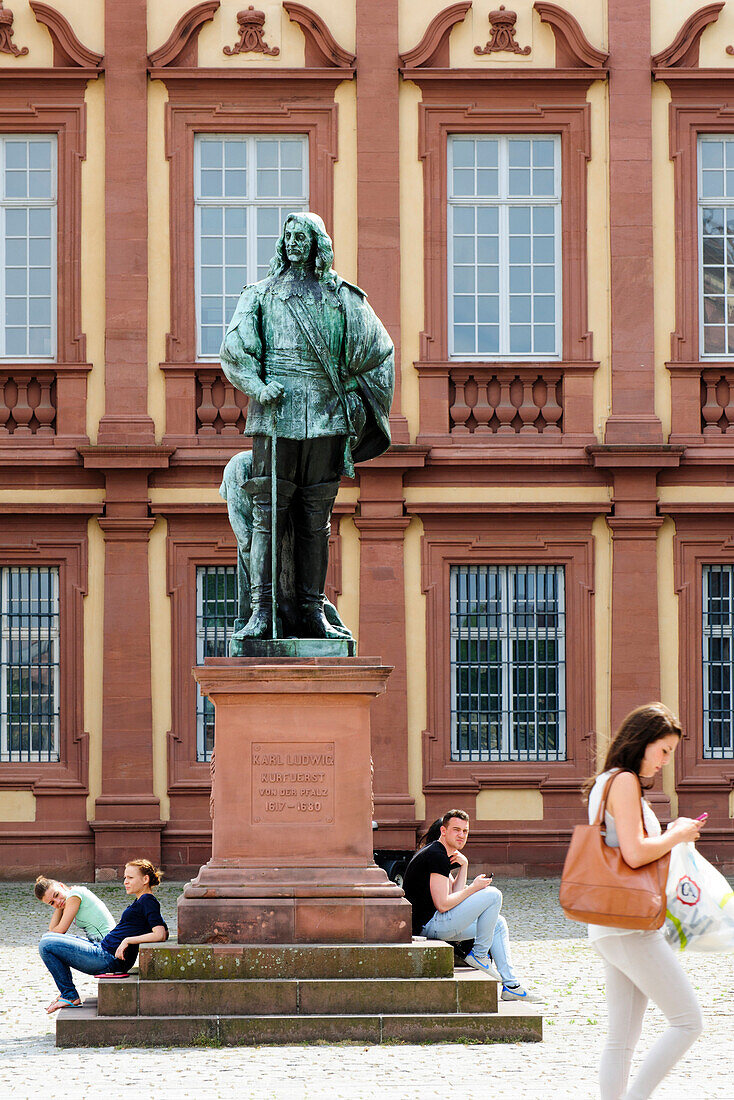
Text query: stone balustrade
449 367 563 436
0 372 56 436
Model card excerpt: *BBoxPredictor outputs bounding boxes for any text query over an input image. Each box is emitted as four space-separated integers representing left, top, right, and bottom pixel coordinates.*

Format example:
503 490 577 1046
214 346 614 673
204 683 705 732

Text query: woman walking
587 703 704 1099
39 858 168 1013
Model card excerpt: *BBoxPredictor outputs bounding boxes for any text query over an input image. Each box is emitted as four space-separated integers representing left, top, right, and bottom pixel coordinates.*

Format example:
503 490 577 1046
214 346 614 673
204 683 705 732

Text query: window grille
447 134 561 360
0 135 56 360
450 564 566 761
194 134 308 358
1 566 60 762
702 564 734 758
195 565 237 761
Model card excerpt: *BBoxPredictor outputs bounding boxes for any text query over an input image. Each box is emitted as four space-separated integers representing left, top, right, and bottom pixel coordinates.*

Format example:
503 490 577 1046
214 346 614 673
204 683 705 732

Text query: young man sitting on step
402 808 540 1003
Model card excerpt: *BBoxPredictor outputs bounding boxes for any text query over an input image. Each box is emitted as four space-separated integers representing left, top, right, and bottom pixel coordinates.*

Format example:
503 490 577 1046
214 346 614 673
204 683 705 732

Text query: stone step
56 1000 542 1047
138 942 454 981
98 971 498 1017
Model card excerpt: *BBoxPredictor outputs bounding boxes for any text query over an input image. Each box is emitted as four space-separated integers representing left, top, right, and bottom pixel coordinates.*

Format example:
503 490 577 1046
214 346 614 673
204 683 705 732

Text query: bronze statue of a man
220 212 394 640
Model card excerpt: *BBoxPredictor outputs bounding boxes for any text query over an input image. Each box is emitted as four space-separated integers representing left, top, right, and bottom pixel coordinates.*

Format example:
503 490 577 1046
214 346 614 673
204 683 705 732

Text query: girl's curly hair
268 212 338 289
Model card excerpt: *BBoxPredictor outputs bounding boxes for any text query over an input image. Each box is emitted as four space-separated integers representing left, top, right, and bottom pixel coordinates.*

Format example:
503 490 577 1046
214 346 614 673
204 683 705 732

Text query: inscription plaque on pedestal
179 658 412 944
252 741 335 824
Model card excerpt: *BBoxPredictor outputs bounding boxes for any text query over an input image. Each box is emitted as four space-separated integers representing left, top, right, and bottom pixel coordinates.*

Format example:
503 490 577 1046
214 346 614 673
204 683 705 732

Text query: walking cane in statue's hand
270 405 278 639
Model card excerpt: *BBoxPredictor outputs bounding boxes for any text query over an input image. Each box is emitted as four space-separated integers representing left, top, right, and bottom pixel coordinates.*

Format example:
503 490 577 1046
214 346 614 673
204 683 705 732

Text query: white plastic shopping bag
665 842 734 952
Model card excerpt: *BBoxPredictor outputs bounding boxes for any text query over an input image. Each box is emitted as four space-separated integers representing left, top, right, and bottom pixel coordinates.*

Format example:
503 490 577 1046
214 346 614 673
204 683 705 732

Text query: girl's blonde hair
125 858 163 887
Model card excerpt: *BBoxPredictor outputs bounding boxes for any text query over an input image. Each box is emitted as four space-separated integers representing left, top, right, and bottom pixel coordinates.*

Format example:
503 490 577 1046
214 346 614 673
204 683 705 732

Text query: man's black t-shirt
402 840 452 935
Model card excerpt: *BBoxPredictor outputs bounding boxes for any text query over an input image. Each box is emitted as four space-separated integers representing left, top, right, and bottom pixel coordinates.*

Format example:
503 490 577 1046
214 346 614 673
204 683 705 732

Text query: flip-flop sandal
96 972 130 979
46 997 81 1014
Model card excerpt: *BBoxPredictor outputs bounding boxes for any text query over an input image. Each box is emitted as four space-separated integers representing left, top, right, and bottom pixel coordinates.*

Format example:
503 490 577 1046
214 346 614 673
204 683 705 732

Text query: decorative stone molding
533 2 608 69
147 0 220 68
651 2 723 69
283 3 356 69
0 0 28 56
399 2 471 69
223 5 279 58
29 2 103 68
475 6 530 57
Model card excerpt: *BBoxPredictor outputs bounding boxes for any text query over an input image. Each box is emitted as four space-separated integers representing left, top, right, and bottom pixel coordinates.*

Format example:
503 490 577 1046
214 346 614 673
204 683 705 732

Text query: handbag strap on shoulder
594 768 645 834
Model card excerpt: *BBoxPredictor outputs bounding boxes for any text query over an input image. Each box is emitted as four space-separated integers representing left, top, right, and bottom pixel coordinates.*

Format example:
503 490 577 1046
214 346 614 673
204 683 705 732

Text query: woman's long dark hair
583 702 682 799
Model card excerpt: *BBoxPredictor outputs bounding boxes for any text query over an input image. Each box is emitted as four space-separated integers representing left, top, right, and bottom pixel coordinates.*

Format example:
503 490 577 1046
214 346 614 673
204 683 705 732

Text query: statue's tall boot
292 479 342 639
241 476 296 638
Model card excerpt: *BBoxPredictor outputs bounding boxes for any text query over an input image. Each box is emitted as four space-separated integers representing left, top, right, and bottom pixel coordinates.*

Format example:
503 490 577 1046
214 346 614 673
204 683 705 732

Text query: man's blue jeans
421 886 520 985
39 932 122 1001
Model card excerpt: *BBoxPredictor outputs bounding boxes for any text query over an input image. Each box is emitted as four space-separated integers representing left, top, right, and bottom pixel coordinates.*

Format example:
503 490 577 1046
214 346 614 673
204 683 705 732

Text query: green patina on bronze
219 212 394 650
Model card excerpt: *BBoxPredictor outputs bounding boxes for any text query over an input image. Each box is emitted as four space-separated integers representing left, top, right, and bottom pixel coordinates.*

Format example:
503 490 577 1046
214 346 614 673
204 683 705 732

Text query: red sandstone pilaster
97 0 155 443
355 0 409 442
355 452 426 847
604 0 662 443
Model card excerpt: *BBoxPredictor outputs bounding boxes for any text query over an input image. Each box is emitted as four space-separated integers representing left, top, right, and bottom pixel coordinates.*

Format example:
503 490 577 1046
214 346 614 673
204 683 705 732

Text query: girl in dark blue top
39 858 168 1013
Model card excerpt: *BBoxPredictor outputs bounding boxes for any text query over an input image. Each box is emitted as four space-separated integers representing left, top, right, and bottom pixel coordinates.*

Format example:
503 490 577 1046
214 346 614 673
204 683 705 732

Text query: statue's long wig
268 212 338 289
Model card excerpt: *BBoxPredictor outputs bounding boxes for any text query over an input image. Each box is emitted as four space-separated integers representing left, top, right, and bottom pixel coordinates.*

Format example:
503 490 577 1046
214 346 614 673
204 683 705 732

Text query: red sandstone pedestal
177 657 412 944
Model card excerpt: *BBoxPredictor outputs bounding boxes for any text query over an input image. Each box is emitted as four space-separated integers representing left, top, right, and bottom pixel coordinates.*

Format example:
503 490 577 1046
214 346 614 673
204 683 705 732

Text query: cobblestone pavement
0 878 731 1099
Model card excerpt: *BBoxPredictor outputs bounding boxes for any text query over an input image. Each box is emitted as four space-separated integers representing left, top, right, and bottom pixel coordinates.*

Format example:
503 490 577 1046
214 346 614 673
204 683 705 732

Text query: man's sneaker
501 984 542 1003
464 950 502 980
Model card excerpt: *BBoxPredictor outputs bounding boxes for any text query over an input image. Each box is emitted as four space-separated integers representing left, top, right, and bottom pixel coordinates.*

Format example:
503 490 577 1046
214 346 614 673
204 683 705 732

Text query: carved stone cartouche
475 5 530 57
0 1 29 57
223 5 279 57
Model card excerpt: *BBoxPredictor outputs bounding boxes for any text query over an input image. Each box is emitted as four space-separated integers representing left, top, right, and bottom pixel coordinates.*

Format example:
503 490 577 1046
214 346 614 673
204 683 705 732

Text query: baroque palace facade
2 0 734 879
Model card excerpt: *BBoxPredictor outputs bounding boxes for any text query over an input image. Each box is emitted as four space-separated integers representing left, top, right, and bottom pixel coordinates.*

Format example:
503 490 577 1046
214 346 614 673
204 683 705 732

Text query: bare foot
46 997 81 1014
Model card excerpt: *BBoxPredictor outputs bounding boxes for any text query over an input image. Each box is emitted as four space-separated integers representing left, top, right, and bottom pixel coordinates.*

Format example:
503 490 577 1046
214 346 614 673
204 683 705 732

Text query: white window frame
0 566 60 763
447 133 562 361
194 133 309 361
0 134 57 362
697 134 734 360
449 564 567 762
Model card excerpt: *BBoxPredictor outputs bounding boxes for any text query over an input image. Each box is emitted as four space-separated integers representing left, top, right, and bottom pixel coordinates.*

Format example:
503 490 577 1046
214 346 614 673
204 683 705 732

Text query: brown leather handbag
559 770 671 930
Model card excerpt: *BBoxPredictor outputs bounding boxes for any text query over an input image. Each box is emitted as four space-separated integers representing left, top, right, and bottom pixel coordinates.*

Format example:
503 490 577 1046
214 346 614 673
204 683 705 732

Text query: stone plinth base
54 942 543 1048
179 656 412 944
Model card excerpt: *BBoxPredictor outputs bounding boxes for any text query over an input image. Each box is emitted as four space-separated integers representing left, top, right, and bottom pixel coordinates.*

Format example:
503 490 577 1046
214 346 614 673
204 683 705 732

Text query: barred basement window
1 566 59 762
195 565 237 762
702 564 734 758
450 564 566 761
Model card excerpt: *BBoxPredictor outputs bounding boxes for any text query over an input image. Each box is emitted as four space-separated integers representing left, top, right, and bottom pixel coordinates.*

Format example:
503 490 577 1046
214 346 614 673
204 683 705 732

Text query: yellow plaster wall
84 518 105 820
0 489 105 504
404 486 612 505
0 790 36 822
82 78 106 443
149 518 172 821
652 81 675 439
659 486 734 504
651 0 734 66
588 80 612 440
336 515 360 647
404 516 427 820
399 80 423 441
657 517 680 815
333 80 358 284
148 81 170 441
593 515 612 769
475 788 544 821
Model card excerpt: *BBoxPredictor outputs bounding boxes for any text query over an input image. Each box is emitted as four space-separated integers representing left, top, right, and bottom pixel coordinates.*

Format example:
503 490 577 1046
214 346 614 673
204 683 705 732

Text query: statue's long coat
220 273 394 474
